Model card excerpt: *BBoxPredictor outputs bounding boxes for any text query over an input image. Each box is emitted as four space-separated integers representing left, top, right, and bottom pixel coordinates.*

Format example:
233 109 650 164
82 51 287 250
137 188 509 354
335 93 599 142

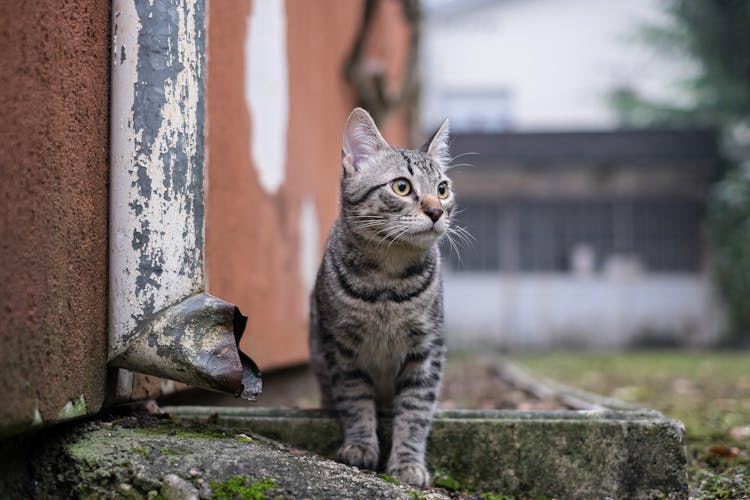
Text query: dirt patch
159 357 569 411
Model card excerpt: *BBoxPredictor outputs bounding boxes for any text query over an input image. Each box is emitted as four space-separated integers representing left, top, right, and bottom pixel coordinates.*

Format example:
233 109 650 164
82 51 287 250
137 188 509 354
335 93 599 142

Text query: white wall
421 0 694 131
443 271 723 349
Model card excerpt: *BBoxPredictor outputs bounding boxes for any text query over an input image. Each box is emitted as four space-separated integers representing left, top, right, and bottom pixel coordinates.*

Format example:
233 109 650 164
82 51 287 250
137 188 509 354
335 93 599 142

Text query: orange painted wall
206 1 414 371
0 0 109 431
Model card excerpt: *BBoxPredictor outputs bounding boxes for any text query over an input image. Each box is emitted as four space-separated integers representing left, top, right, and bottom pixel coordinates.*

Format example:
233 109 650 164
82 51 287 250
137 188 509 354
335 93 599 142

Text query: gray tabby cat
309 108 453 487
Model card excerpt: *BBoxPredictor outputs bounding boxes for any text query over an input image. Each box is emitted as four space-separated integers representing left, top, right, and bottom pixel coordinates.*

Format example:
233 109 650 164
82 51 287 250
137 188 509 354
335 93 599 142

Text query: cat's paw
387 463 430 488
337 441 379 470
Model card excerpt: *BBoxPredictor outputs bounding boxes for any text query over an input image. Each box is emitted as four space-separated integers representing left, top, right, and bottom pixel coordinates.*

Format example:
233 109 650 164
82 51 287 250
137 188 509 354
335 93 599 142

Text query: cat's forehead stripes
395 149 441 177
397 150 415 176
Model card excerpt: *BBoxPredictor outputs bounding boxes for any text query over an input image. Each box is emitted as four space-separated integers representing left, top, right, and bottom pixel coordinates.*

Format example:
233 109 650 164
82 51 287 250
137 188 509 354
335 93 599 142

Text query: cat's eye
391 178 412 196
437 181 449 199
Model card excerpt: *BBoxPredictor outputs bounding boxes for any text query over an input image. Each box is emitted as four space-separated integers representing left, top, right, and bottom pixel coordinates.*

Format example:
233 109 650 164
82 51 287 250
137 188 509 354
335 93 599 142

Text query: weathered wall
206 0 414 370
0 1 110 432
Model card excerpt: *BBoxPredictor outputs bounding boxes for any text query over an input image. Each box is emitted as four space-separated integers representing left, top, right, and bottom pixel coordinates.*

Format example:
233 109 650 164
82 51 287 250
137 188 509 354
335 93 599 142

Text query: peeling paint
57 395 88 421
109 0 260 400
110 0 206 349
245 0 288 194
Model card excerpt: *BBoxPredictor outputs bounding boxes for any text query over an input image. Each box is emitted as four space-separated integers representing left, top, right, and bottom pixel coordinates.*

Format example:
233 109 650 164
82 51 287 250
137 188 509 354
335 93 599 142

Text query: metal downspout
109 0 260 400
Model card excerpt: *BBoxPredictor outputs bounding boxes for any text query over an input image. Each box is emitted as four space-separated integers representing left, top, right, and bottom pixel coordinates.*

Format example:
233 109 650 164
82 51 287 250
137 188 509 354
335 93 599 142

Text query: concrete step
167 406 689 499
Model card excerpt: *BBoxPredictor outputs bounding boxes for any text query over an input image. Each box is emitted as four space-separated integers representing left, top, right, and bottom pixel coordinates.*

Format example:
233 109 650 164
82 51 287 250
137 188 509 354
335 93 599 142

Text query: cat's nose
423 207 443 223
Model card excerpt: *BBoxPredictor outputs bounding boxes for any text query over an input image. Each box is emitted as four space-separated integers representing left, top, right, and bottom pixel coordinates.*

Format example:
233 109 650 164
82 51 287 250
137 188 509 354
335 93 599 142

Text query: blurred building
421 0 690 132
443 129 724 348
420 0 724 347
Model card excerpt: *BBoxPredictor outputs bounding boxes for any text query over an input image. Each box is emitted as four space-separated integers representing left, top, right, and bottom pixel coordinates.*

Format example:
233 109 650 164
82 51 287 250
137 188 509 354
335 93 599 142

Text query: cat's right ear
342 108 388 176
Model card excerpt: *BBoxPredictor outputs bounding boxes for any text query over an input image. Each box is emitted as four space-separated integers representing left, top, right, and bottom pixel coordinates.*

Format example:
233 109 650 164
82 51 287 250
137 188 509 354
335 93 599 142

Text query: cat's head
339 107 454 252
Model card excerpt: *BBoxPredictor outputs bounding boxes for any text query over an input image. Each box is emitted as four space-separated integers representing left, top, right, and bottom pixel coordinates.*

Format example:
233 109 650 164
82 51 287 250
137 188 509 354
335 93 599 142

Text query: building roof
449 128 721 170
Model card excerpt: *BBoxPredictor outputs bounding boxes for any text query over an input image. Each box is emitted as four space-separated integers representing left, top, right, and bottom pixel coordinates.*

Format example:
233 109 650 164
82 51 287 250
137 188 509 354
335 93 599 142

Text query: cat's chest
356 314 411 402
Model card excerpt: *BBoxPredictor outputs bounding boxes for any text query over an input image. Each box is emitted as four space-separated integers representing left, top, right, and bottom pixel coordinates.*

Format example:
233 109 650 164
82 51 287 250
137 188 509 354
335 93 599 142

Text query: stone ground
154 355 687 498
2 356 565 500
0 354 691 499
0 413 451 499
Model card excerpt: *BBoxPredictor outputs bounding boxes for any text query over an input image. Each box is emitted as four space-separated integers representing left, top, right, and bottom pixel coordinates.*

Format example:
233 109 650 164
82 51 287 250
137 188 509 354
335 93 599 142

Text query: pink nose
423 207 443 223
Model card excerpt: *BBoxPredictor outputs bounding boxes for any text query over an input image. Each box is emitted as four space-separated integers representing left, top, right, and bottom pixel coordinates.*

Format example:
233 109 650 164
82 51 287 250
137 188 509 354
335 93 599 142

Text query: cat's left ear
420 118 450 167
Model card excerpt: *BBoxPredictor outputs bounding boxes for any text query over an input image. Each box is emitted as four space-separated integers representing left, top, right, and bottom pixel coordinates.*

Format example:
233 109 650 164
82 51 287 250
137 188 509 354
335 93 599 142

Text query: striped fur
309 108 452 487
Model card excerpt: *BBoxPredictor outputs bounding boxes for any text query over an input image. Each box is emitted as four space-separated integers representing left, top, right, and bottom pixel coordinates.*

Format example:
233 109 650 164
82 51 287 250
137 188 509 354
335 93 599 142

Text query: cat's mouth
409 222 447 241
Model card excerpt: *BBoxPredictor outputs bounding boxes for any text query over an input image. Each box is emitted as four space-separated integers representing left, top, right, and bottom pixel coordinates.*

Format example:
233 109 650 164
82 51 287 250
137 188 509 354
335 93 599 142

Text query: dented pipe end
109 293 262 400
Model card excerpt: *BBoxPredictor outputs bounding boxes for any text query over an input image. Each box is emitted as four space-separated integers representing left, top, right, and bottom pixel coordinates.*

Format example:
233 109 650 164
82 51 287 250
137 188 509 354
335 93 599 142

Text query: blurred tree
610 0 750 128
710 167 750 343
610 0 750 342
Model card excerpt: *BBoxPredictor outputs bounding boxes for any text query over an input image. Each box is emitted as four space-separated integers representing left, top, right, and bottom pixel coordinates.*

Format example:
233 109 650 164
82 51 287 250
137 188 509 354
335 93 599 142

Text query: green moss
57 395 88 421
432 469 461 491
481 494 513 500
134 423 228 439
210 476 277 500
131 445 150 458
235 435 254 444
377 473 400 485
160 446 180 456
173 427 228 439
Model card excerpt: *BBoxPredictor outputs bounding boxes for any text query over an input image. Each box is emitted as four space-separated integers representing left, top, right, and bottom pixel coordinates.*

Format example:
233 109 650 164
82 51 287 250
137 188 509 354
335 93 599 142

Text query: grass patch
210 476 276 500
514 350 750 498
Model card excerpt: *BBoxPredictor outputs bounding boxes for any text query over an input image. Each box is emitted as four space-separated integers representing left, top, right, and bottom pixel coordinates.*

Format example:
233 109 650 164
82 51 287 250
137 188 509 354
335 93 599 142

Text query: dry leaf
708 446 740 458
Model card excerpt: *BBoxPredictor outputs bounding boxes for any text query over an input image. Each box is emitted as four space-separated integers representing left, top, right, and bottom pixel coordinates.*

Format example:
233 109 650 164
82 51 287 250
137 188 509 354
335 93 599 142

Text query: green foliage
210 476 277 500
694 467 750 499
610 0 750 127
613 1 750 340
709 165 750 340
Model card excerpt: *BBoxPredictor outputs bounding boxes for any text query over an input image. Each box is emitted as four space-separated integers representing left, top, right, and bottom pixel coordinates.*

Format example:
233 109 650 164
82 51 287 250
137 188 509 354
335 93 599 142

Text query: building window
440 89 512 132
445 199 702 272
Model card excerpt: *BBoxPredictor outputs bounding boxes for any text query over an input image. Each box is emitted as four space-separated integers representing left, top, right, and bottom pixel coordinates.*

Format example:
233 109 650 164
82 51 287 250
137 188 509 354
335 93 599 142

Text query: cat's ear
420 118 450 166
342 108 389 175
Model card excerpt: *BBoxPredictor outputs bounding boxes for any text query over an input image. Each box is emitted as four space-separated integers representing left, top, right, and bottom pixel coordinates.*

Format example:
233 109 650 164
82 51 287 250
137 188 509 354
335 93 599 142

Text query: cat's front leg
387 346 444 487
332 368 379 470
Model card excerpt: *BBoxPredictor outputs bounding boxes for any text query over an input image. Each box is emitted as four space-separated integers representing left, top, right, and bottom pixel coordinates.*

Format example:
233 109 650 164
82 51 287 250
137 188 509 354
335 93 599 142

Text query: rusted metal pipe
109 0 260 400
108 294 261 400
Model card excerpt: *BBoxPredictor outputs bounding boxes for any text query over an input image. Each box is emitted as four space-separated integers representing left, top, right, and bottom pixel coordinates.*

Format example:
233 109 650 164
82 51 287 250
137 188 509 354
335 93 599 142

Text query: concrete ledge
166 406 689 499
0 417 449 499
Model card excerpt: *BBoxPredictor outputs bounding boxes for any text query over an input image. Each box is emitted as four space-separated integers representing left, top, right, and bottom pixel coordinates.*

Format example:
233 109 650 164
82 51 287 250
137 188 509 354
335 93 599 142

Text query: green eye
437 181 449 199
391 178 412 196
